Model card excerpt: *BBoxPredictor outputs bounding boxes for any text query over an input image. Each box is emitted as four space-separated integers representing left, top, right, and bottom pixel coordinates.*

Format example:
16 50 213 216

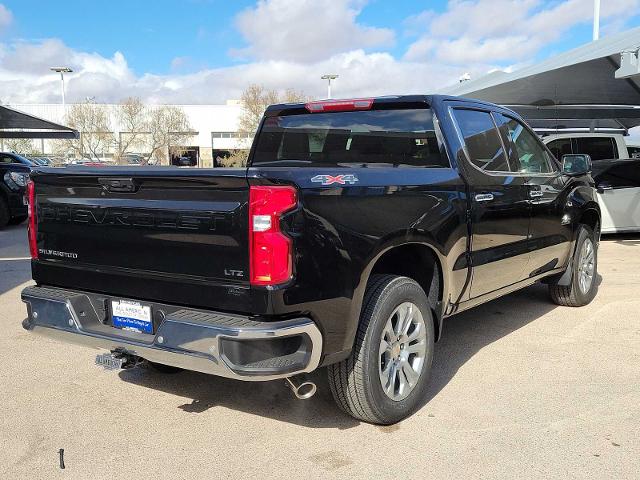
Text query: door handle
529 190 544 198
474 193 494 202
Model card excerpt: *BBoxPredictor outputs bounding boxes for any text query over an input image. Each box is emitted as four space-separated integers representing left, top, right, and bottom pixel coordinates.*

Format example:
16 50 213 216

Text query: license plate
111 299 153 334
95 353 125 370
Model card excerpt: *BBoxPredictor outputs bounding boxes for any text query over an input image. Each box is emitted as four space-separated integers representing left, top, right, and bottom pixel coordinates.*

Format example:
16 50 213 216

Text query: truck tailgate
31 168 251 311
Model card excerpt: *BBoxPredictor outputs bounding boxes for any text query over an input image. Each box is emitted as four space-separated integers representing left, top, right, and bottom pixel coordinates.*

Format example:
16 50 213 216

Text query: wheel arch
350 241 447 347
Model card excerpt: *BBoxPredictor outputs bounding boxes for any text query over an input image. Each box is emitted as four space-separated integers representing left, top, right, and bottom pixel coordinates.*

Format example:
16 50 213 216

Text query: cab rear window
251 109 449 168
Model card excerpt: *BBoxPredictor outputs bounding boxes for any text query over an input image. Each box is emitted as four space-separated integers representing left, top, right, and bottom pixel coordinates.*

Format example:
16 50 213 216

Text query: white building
3 101 249 167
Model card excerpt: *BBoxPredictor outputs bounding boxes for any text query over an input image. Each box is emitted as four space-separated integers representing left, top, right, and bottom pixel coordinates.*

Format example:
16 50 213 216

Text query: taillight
304 98 373 113
27 179 38 259
249 185 297 286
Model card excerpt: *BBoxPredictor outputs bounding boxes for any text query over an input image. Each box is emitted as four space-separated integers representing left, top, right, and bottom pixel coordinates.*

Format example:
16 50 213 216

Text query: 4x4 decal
311 174 359 186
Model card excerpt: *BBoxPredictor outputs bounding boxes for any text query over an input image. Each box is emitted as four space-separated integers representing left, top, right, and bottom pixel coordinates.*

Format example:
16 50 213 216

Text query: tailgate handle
98 178 138 193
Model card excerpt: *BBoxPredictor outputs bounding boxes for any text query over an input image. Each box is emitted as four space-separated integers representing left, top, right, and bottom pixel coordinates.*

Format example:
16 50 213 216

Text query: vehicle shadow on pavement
118 362 361 429
118 281 594 428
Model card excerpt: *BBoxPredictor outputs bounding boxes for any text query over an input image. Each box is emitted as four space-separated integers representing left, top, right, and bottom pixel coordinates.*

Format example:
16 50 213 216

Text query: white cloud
0 4 12 31
405 0 640 64
232 0 394 62
0 38 482 104
0 1 637 106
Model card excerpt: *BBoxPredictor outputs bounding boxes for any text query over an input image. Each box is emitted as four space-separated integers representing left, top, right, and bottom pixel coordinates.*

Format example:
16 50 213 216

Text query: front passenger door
494 114 572 277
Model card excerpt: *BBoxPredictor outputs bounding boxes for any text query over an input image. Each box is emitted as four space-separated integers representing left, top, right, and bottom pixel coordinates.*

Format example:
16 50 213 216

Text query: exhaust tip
285 377 317 400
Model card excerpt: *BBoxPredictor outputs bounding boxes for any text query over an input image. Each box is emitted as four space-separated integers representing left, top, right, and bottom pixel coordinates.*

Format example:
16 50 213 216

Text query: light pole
50 66 73 110
321 74 339 99
593 0 600 41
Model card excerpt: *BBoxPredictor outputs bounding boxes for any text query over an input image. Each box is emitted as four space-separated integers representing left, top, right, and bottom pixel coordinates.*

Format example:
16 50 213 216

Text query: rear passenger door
451 108 531 298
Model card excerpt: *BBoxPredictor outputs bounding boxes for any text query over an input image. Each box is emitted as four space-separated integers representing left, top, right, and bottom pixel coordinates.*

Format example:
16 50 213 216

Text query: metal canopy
442 27 640 133
0 105 78 139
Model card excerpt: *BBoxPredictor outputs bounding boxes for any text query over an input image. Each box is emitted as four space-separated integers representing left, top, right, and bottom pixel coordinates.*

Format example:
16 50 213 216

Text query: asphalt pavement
1 224 638 479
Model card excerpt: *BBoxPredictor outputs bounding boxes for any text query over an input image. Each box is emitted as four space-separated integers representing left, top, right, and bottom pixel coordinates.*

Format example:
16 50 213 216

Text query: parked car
0 152 32 227
543 133 633 161
592 158 640 233
21 95 600 424
627 142 640 159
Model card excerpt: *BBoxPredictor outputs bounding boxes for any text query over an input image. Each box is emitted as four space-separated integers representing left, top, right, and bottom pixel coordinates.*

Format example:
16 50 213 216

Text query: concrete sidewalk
1 224 638 479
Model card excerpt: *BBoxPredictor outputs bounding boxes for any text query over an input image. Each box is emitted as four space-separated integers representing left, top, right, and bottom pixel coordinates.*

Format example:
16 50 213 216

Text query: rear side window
574 137 618 161
0 154 15 164
252 109 448 168
452 109 509 172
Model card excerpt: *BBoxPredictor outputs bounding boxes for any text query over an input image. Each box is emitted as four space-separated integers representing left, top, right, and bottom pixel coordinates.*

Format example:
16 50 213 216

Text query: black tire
8 215 28 225
0 197 9 228
147 361 184 374
327 275 435 424
549 225 598 307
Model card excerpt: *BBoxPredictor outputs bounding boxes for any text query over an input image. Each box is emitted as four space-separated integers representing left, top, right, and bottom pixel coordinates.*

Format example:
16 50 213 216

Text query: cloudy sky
0 0 638 104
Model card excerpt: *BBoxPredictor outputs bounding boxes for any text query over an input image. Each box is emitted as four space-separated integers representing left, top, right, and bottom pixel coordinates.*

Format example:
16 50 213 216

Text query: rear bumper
21 286 322 381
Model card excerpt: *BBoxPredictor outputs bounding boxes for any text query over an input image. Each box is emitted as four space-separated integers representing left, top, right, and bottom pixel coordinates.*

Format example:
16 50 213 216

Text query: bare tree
114 97 148 164
3 138 39 156
56 101 114 160
237 85 281 140
144 105 194 165
224 85 308 167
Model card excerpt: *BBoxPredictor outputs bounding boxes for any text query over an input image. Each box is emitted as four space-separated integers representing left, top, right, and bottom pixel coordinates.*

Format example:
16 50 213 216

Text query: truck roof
264 94 519 118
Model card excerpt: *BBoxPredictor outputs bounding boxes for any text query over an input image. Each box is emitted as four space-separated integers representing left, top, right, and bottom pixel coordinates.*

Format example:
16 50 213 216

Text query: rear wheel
549 225 597 306
327 275 434 424
0 197 9 228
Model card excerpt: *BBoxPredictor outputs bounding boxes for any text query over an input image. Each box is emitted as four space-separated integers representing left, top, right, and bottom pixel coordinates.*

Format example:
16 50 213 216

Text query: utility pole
593 0 600 41
321 74 339 99
50 66 73 110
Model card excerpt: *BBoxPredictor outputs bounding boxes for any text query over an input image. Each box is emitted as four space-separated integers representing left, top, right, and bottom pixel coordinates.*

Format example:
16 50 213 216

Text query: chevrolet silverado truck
21 95 600 424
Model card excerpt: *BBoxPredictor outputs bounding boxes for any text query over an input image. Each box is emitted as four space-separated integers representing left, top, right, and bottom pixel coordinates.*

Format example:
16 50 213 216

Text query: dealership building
2 101 250 167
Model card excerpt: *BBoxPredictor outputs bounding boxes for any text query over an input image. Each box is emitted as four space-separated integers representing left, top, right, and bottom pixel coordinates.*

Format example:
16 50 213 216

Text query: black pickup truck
1 152 32 227
21 95 600 424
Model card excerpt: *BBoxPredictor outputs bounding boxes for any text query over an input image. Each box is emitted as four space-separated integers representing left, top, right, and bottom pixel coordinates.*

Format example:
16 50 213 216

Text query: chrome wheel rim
378 302 427 401
577 238 595 295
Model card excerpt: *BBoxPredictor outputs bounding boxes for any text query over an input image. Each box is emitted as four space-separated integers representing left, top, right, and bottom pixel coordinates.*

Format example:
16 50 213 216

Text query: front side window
452 108 509 172
252 108 448 168
496 114 554 174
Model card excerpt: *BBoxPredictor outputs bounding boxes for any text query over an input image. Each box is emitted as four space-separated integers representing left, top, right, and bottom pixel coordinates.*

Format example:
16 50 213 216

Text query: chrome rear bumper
21 286 322 381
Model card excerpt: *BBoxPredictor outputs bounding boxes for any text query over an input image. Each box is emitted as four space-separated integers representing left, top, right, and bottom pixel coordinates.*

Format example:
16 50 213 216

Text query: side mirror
562 154 592 176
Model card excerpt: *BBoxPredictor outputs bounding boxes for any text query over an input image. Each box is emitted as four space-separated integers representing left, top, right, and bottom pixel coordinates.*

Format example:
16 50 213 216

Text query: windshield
252 108 448 168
